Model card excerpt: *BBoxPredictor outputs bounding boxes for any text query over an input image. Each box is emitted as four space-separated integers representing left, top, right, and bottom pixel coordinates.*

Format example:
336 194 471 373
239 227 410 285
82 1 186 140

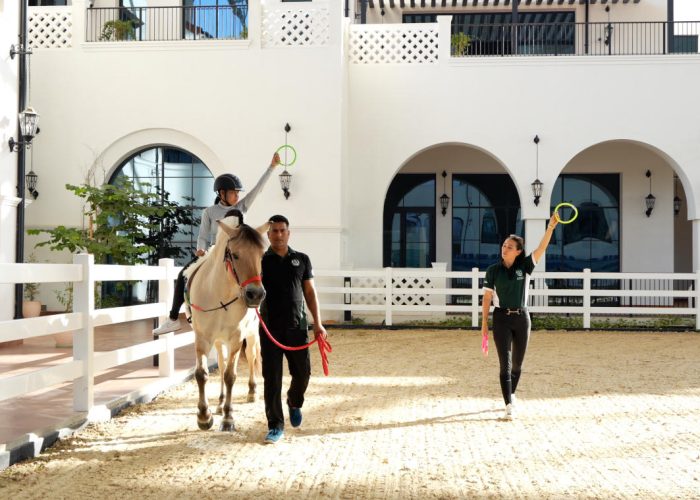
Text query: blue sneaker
288 405 303 428
264 428 284 444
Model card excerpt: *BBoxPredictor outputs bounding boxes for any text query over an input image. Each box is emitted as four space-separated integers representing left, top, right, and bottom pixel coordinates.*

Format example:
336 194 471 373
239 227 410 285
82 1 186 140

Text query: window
109 146 214 266
183 0 248 40
451 174 523 272
383 175 436 268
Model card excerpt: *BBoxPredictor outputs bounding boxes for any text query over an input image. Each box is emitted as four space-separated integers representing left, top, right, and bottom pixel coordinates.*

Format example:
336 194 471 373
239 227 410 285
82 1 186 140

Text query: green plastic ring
276 145 297 167
554 202 578 224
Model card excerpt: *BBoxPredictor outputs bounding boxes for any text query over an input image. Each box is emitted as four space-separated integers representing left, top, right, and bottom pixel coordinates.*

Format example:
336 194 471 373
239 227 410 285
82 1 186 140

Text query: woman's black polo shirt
260 246 313 331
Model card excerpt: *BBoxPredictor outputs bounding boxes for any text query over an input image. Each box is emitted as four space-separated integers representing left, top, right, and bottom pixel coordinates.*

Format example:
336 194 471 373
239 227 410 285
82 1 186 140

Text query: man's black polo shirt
260 246 313 331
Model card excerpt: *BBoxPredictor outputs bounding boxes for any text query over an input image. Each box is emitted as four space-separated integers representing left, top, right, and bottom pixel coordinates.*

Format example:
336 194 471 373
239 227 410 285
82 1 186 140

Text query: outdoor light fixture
25 169 38 199
278 123 293 200
279 169 291 200
645 170 656 217
439 171 450 216
531 135 543 206
673 175 682 216
9 43 32 60
8 107 40 152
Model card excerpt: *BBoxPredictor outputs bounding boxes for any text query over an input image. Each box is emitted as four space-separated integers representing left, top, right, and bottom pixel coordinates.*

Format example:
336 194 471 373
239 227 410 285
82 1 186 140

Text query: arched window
383 174 436 268
547 174 619 273
452 174 522 271
109 146 214 266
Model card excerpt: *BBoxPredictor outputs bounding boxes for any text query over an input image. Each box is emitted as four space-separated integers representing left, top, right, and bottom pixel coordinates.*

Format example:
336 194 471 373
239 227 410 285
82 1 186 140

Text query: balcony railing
86 5 249 42
451 21 700 57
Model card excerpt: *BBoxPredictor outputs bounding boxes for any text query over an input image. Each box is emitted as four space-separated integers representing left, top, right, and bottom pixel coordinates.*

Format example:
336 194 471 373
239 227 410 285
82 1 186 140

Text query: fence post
695 270 700 330
385 267 393 326
583 268 591 329
471 267 480 327
157 258 176 377
73 253 95 413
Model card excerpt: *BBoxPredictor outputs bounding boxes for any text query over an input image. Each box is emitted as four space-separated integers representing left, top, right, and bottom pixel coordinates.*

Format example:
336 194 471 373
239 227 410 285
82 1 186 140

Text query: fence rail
2 259 699 419
85 5 249 42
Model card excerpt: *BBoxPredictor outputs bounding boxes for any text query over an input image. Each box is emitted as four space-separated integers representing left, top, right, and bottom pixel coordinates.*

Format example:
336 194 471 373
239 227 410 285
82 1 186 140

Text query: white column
693 219 700 273
524 217 547 266
437 15 452 63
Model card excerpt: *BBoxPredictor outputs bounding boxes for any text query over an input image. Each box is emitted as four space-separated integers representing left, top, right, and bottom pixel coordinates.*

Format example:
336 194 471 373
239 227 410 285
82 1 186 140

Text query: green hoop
276 145 297 167
554 202 578 224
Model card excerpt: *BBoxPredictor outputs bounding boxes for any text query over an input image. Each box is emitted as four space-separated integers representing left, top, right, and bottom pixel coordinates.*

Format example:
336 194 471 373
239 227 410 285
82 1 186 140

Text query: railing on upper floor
85 5 249 42
450 21 700 57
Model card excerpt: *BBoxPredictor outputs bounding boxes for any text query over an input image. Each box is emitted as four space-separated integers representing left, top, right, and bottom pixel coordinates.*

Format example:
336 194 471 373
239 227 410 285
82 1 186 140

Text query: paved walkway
1 328 699 498
0 315 195 468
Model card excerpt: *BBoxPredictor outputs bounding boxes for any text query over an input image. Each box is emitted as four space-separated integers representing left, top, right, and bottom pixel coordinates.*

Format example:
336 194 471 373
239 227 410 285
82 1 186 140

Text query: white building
3 0 699 317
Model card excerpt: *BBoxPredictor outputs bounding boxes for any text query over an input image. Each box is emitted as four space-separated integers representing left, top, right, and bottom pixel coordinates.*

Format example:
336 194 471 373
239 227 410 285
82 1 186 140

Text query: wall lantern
26 169 39 199
278 123 293 200
439 171 450 216
531 135 543 206
8 107 40 152
645 170 655 217
673 175 682 216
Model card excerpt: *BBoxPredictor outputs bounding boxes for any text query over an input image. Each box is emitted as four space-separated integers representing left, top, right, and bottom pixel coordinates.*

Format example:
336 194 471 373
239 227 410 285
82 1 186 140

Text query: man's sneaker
503 403 514 421
288 405 302 428
152 318 181 335
264 428 284 444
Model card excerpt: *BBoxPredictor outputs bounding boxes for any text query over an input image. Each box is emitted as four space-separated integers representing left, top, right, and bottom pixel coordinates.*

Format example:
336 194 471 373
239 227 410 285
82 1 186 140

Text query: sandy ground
1 328 699 499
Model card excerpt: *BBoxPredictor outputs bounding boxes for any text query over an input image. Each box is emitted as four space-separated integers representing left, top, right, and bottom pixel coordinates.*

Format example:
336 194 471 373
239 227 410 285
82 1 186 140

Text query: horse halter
224 239 262 290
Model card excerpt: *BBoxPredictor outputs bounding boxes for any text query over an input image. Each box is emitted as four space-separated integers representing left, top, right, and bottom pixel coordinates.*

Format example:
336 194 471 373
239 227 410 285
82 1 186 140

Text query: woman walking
481 213 559 420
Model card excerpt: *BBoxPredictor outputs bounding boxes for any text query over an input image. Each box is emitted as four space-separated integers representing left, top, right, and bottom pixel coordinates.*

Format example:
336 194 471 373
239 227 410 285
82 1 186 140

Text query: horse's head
217 217 270 308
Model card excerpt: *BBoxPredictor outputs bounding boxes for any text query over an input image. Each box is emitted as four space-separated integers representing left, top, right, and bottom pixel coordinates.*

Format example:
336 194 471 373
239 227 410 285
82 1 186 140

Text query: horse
184 215 268 431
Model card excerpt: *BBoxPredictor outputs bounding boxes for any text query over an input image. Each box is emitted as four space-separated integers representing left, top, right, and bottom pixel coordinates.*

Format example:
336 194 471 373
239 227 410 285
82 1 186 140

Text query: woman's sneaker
502 403 514 420
152 318 181 335
264 428 284 444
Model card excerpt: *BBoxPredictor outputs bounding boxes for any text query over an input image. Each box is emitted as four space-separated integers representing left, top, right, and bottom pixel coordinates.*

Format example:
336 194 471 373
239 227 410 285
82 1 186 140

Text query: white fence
2 259 699 419
314 268 700 329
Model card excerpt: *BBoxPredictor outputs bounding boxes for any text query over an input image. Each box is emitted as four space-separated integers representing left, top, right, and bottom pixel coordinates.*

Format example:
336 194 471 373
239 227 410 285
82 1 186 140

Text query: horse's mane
183 223 264 281
233 224 265 250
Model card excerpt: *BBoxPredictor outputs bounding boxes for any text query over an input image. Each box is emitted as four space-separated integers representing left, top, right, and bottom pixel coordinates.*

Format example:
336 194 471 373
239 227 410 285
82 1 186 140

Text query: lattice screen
349 26 438 64
262 6 330 47
351 277 432 306
29 9 73 49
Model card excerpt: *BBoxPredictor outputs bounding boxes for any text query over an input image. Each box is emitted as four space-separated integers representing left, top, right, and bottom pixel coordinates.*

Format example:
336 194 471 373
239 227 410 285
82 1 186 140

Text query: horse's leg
194 339 214 430
215 341 226 415
245 333 259 402
220 341 242 432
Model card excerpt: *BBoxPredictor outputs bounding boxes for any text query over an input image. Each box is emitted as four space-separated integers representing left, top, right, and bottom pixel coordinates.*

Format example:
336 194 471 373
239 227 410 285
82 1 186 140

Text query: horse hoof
246 393 256 403
215 406 223 415
198 416 214 430
219 420 235 432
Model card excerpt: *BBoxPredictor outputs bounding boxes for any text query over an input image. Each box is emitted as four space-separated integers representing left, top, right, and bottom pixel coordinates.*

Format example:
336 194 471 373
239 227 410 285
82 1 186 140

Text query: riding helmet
213 173 244 192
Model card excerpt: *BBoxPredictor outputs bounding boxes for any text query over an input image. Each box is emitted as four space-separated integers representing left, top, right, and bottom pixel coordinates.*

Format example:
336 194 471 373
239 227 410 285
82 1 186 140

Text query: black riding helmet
213 173 244 192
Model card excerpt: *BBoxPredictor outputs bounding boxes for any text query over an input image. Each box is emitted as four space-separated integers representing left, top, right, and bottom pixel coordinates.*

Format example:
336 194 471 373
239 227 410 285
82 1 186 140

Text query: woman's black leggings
168 257 197 320
492 308 531 405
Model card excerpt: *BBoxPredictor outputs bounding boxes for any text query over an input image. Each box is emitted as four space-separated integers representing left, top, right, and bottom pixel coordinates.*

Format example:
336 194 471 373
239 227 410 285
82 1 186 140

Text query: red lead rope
255 308 332 376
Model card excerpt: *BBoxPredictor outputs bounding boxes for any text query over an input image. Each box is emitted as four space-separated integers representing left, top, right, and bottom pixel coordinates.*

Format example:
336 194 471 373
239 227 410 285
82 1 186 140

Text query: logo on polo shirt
291 259 300 267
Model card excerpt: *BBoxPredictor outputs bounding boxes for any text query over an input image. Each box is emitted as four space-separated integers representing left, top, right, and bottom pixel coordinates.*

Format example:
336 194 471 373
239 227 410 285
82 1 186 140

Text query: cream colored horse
184 215 268 431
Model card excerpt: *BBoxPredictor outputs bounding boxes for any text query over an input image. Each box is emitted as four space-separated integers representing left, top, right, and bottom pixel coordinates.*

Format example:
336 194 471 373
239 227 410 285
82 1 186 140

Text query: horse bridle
186 236 262 313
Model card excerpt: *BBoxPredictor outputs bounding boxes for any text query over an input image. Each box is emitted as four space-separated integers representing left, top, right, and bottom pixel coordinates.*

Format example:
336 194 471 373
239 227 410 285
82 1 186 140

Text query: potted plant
451 32 471 57
22 254 42 318
100 19 137 41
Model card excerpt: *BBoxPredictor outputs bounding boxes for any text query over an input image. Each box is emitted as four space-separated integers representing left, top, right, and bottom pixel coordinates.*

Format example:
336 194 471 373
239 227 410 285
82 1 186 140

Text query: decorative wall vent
349 25 438 64
28 9 73 49
262 6 330 47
